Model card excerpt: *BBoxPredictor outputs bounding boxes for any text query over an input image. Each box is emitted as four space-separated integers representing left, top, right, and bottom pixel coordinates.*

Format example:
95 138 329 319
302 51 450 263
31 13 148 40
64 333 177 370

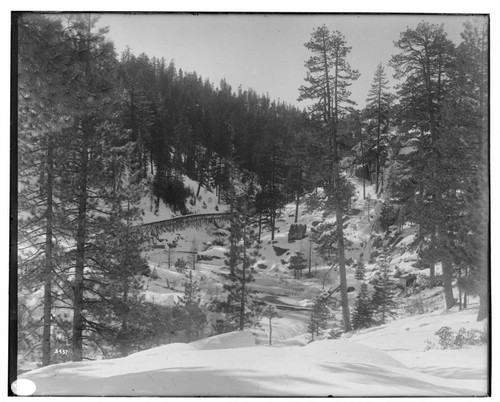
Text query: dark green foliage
354 256 366 281
221 194 263 330
263 304 281 345
371 257 398 324
310 222 353 266
141 302 178 349
175 258 188 273
308 294 331 340
152 170 193 214
175 270 207 342
351 283 373 330
362 63 394 192
388 20 489 316
289 252 307 279
379 201 396 232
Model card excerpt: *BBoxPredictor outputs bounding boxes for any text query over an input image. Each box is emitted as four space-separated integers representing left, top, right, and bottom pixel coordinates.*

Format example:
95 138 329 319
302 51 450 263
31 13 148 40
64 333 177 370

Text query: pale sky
96 13 480 110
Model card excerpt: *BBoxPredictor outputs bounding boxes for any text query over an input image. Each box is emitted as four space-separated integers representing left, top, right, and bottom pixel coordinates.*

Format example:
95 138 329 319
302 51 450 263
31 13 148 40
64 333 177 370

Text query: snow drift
20 328 486 397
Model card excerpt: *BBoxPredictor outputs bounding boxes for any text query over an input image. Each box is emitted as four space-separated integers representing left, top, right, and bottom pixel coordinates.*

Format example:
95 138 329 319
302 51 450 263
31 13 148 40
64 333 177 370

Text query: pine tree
453 19 489 321
289 252 307 279
354 255 366 281
351 282 373 330
18 14 85 366
263 304 280 346
308 294 330 340
222 194 262 331
175 270 207 342
371 255 398 324
389 22 459 310
175 258 188 273
51 15 149 361
379 201 395 232
364 63 394 193
299 26 360 332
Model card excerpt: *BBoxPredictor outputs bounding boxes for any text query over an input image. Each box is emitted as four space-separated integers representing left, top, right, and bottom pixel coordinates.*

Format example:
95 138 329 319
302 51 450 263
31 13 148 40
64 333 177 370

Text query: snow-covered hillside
140 175 229 224
20 307 487 396
17 174 489 396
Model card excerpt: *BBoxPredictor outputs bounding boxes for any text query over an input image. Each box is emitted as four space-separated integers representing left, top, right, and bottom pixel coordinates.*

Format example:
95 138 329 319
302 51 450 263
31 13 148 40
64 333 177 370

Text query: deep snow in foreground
21 307 488 397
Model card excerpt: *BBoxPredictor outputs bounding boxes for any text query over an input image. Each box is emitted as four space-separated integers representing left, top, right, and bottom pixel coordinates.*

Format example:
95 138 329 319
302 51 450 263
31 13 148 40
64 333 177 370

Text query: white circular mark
11 378 37 396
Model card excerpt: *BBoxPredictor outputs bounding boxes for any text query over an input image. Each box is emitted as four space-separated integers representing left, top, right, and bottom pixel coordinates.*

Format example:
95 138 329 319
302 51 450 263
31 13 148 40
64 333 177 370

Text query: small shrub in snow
328 327 343 339
175 258 188 273
435 326 455 349
425 326 488 350
212 237 226 247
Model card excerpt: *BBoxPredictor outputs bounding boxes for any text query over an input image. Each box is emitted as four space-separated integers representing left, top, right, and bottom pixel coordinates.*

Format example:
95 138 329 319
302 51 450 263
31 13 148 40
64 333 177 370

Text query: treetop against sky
96 13 480 108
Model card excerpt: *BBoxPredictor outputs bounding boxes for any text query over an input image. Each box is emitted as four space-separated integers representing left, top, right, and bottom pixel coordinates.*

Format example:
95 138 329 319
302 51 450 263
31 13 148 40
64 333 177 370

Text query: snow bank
143 291 181 306
20 335 486 397
198 246 227 260
189 331 256 350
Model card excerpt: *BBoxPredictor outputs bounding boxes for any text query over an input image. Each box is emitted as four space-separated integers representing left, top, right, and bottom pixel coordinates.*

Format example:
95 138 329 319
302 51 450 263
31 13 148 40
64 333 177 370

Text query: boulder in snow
288 223 307 242
372 235 383 249
273 245 289 256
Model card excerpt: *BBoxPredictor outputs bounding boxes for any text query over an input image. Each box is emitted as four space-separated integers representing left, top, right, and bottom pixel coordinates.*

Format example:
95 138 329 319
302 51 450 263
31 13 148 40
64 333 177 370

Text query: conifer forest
13 13 489 397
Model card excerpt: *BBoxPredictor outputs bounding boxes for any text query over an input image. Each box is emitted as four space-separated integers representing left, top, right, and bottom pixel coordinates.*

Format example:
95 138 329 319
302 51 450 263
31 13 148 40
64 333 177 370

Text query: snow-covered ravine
20 177 488 396
20 307 488 396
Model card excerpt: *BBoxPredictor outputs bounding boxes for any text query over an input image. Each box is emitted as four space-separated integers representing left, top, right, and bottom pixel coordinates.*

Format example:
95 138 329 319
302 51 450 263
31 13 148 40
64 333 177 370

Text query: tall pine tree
299 26 360 332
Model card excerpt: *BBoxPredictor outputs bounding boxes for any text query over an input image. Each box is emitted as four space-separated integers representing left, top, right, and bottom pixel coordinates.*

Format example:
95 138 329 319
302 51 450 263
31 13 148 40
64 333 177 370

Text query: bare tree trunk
429 261 435 289
268 317 272 346
477 290 488 321
441 254 455 310
72 130 89 362
295 191 300 224
239 228 247 331
295 166 301 223
332 57 352 332
258 210 262 243
42 139 54 366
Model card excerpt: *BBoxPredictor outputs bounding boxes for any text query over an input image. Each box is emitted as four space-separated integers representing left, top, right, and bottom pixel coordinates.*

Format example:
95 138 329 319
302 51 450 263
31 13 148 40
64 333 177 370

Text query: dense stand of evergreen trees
16 13 488 369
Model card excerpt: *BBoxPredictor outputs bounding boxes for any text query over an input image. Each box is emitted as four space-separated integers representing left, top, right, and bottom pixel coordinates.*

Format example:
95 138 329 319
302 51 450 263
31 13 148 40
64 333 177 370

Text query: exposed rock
288 223 307 242
372 235 383 249
369 274 380 285
273 245 289 257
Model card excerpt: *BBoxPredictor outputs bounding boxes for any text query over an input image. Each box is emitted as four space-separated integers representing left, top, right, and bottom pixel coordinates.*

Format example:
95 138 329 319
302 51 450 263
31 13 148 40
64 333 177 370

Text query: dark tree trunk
268 318 272 346
239 229 246 331
441 254 455 310
295 166 301 223
120 282 129 357
295 191 300 224
72 130 89 362
333 57 352 333
42 138 54 367
477 290 488 321
258 210 262 243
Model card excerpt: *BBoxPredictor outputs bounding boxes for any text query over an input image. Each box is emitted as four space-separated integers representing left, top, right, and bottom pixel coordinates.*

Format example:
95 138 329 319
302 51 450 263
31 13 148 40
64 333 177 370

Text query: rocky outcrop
273 245 289 257
288 223 307 242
